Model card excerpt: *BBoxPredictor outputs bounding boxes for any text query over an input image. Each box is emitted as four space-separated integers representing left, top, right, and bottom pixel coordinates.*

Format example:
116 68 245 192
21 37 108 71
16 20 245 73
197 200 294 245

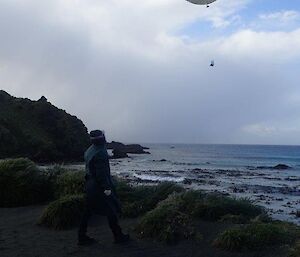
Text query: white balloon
186 0 216 5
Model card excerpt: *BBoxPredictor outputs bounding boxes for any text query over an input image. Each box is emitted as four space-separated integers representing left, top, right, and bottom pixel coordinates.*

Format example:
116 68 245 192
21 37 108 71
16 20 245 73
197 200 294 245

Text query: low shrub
179 191 265 221
54 170 85 198
44 165 68 180
38 194 85 230
219 214 249 224
115 181 184 218
0 158 52 207
136 194 196 244
213 222 299 251
289 240 300 257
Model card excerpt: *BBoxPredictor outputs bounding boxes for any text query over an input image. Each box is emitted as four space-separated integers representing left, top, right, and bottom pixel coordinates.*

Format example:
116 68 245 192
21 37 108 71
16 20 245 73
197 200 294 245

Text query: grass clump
214 222 299 251
44 165 68 180
54 170 85 198
219 214 249 224
289 240 300 257
0 158 52 207
179 191 265 222
38 194 85 230
136 194 196 244
115 181 184 217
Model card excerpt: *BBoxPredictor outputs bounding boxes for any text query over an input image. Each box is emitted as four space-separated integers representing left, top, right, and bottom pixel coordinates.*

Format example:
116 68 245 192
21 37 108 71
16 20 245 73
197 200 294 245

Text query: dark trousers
78 205 122 239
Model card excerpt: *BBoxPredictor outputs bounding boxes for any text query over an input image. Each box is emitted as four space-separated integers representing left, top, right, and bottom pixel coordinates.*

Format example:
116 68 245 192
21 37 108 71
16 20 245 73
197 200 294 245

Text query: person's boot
111 225 130 244
114 233 130 244
78 235 97 246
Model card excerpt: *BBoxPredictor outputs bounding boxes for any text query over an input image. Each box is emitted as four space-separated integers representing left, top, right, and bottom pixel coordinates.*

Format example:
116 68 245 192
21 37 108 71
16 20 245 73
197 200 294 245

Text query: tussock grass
179 191 265 221
44 165 67 180
135 189 268 244
289 240 300 257
218 214 249 224
0 158 52 207
54 170 85 198
38 194 85 230
115 181 184 217
214 222 299 251
136 194 196 244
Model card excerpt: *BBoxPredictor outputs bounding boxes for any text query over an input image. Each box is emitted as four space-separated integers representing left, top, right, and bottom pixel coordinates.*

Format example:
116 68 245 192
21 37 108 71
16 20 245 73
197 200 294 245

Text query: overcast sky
1 0 300 144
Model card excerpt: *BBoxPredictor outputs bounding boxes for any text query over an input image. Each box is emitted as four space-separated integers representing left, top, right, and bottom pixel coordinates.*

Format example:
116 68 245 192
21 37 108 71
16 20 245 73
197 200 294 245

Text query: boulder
107 141 150 154
111 149 129 159
273 164 291 170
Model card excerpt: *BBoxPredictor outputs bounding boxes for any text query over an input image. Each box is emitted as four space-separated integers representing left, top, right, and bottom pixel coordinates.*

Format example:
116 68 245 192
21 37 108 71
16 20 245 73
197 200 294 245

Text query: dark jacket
84 144 120 215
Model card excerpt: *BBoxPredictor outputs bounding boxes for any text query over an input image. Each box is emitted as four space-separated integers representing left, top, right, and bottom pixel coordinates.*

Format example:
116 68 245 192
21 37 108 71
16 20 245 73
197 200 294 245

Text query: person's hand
104 189 112 196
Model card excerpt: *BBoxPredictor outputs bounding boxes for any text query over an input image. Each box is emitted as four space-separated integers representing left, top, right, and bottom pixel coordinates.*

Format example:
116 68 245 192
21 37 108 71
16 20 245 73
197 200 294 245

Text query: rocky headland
0 90 149 162
0 90 90 162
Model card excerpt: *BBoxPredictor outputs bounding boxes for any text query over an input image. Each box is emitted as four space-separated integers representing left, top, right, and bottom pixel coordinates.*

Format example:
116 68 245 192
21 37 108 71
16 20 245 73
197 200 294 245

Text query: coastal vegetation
289 240 300 257
38 194 85 230
0 90 90 162
0 158 52 207
53 169 85 198
1 158 300 256
213 222 299 251
136 193 197 244
116 180 184 217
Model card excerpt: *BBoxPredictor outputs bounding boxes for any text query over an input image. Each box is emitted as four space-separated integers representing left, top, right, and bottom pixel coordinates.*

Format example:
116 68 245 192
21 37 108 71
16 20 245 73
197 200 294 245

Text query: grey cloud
0 0 300 144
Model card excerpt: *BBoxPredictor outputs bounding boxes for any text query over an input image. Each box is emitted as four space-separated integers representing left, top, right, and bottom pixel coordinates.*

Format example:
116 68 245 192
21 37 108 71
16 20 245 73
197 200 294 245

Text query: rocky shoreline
106 160 300 225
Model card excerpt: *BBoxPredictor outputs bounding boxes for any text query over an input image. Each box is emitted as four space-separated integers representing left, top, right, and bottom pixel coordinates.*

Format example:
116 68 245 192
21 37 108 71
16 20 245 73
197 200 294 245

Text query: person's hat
89 130 105 140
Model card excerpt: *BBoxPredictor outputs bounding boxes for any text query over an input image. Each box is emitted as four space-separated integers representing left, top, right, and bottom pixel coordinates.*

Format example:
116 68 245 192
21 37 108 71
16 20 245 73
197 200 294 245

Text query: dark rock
107 141 150 154
257 164 291 170
273 164 291 170
183 178 192 185
153 159 167 162
110 149 129 159
231 187 245 193
38 96 47 102
275 198 284 201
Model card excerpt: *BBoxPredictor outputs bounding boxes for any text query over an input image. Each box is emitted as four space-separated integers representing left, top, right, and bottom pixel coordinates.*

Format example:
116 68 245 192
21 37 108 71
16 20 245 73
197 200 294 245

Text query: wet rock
231 187 245 193
263 176 281 181
273 164 291 170
285 177 300 181
111 149 129 159
257 164 291 170
183 178 193 185
107 141 150 154
192 168 202 172
275 198 284 201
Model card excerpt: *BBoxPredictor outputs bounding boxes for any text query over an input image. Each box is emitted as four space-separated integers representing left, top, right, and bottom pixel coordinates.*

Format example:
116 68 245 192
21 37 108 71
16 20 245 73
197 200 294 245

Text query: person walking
78 130 130 245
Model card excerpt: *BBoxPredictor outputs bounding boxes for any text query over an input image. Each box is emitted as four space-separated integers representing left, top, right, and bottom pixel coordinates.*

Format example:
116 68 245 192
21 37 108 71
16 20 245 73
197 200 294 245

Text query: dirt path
0 205 289 257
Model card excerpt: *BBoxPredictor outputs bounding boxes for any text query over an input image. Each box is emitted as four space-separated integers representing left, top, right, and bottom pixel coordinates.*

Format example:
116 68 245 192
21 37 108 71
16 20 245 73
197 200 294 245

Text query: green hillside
0 90 89 162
